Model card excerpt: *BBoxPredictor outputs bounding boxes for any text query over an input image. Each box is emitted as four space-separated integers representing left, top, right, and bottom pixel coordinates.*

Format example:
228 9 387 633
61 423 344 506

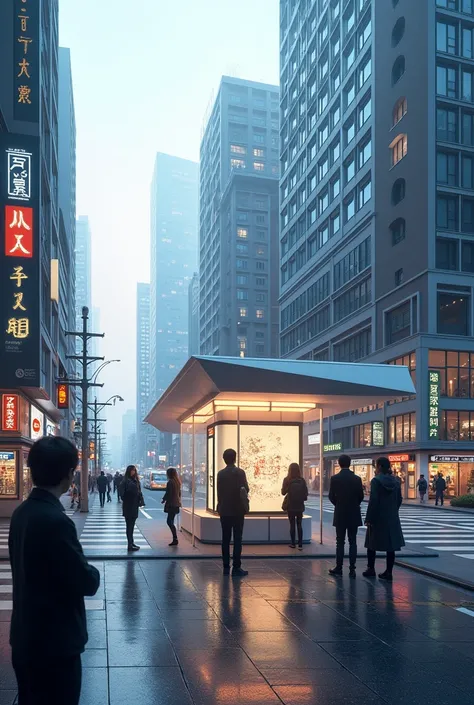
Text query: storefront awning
145 356 416 433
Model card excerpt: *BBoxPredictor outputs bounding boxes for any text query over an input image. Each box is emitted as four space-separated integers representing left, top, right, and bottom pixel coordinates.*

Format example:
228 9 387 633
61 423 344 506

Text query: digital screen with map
207 423 301 513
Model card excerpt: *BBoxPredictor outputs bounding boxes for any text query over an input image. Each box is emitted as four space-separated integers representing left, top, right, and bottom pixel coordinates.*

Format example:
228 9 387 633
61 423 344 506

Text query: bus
143 470 167 490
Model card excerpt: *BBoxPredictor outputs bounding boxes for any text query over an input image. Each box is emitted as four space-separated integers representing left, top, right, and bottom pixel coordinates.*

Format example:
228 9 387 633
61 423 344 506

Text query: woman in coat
363 456 405 581
281 462 308 550
161 467 182 546
121 465 143 552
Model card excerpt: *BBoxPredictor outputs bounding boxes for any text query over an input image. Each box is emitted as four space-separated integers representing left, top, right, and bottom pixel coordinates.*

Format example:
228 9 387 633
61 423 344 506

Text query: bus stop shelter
146 356 415 545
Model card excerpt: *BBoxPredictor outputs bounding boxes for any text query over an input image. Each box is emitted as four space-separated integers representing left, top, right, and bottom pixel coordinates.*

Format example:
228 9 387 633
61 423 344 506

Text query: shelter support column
192 415 195 547
319 406 324 545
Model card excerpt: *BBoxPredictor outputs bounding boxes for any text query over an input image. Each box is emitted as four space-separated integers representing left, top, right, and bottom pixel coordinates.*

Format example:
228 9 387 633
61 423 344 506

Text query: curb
395 559 474 592
80 551 436 561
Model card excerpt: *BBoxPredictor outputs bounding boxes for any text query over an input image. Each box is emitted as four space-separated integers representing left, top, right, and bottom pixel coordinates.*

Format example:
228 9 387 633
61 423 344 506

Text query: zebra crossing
78 502 151 551
310 498 474 561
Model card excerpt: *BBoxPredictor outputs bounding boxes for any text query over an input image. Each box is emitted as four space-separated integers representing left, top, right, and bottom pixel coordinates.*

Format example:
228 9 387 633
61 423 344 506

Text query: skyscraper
75 215 92 320
149 153 198 454
199 76 280 358
188 272 200 357
0 1 78 516
58 46 77 437
136 282 151 468
279 0 474 497
121 409 136 467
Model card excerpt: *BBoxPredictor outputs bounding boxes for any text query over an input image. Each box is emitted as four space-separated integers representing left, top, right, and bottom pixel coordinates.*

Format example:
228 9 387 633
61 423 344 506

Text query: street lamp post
88 394 123 477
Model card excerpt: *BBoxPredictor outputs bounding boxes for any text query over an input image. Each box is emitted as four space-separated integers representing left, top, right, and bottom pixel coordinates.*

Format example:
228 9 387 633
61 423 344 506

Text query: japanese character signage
0 133 40 388
372 421 384 447
428 370 440 440
57 383 69 409
5 205 33 257
13 0 40 123
1 394 19 432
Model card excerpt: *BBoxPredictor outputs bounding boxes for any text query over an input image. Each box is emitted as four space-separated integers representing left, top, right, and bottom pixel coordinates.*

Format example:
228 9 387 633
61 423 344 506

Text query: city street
2 557 474 704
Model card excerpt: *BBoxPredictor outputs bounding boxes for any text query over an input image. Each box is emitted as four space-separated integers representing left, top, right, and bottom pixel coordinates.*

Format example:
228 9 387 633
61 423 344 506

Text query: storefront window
439 409 474 440
387 413 416 443
429 349 474 397
387 352 416 403
22 452 32 500
0 451 18 497
353 421 385 448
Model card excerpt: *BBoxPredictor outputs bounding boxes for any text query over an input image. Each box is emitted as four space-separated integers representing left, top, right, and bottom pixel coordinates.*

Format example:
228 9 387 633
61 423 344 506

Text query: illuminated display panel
207 422 302 513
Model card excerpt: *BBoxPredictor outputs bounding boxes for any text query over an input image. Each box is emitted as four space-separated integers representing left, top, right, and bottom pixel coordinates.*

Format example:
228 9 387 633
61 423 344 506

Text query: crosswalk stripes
311 498 474 561
78 504 151 551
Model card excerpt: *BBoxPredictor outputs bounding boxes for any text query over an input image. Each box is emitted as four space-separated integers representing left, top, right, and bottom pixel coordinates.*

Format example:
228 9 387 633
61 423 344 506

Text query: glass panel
447 367 459 397
446 410 459 441
403 415 410 442
410 414 416 441
396 416 403 443
460 366 470 397
459 411 470 440
447 351 459 366
388 417 395 444
429 350 445 367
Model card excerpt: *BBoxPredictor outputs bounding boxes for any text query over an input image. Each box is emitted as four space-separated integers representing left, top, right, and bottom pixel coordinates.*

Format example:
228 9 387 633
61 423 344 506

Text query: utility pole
63 306 105 512
88 395 123 476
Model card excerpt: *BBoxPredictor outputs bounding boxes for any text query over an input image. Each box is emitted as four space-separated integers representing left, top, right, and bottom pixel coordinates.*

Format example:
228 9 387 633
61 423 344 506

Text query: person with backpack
417 474 428 503
281 462 308 550
217 448 249 577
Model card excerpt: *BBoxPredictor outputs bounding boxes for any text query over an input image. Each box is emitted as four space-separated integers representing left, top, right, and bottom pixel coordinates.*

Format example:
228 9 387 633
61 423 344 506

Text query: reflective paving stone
273 683 386 705
236 631 341 669
0 692 16 705
81 649 107 668
79 667 108 705
109 666 192 705
107 629 176 667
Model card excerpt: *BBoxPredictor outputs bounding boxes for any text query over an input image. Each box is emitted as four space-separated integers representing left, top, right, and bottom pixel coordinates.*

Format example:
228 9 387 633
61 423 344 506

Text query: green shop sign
428 370 440 440
323 442 343 453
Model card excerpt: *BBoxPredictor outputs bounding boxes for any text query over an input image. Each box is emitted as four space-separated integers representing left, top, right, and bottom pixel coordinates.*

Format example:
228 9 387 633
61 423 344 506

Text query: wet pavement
1 558 474 704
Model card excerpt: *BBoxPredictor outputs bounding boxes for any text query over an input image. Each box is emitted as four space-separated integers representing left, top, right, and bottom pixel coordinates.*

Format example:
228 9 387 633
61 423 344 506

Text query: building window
462 196 474 232
462 240 474 272
231 158 246 169
256 293 266 303
437 107 458 142
437 64 458 98
385 300 411 345
237 228 248 239
344 116 355 145
391 178 406 206
237 290 248 301
334 237 371 290
388 413 416 444
256 276 266 286
390 218 406 245
345 154 355 183
345 193 356 221
438 290 470 335
437 151 458 186
359 55 372 89
253 148 264 157
462 154 474 188
236 243 249 254
394 268 404 287
437 21 457 55
436 237 459 270
236 259 248 269
392 56 405 85
333 329 371 362
359 137 372 169
392 17 406 47
333 277 371 323
429 349 474 398
387 352 417 400
391 134 407 166
256 261 265 270
236 275 248 286
359 178 372 208
256 309 264 319
463 27 473 59
437 194 459 230
359 95 372 129
231 144 246 154
392 97 407 128
344 79 356 107
239 307 247 317
253 161 265 172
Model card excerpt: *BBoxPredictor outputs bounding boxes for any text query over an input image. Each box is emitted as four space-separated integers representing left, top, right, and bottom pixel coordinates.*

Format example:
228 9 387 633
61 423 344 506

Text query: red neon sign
5 205 33 258
2 394 19 432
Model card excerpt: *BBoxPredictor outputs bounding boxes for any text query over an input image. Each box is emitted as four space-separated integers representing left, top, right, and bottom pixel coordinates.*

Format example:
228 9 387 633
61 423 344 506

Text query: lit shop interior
146 356 415 544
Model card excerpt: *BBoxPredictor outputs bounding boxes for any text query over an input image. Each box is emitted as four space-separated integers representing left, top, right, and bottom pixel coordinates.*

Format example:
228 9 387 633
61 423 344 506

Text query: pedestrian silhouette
281 462 308 549
217 448 249 577
328 454 364 577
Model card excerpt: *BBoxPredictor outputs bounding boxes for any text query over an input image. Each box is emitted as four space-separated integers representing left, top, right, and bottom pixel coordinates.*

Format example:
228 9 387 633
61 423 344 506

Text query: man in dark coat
9 436 100 705
217 448 249 577
96 470 108 507
435 473 447 506
363 456 405 581
328 454 364 577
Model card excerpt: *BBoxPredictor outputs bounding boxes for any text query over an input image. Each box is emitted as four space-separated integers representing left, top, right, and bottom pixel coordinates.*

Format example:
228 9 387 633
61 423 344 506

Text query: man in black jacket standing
96 470 108 507
328 454 364 578
9 436 100 705
217 448 249 577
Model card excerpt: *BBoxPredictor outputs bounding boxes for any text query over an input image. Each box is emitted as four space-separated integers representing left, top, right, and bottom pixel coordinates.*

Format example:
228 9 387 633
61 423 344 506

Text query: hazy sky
59 0 280 443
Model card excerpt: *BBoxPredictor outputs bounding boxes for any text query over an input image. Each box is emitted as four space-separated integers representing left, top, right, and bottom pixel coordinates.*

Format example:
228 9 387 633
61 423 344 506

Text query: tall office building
58 46 77 437
199 76 280 358
188 272 200 356
75 216 92 320
121 409 136 467
136 283 151 468
279 0 474 497
0 1 76 516
150 153 198 454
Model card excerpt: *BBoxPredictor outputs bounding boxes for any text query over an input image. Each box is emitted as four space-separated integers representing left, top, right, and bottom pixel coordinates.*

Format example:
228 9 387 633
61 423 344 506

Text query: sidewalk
2 558 474 704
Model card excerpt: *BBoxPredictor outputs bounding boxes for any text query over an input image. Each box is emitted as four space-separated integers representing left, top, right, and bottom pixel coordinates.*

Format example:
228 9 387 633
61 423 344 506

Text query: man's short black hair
377 456 391 474
28 436 78 488
223 448 237 465
338 454 352 469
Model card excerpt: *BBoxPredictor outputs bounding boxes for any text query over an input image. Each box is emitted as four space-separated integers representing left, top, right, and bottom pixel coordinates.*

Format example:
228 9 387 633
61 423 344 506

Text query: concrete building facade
279 0 474 498
199 76 280 358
